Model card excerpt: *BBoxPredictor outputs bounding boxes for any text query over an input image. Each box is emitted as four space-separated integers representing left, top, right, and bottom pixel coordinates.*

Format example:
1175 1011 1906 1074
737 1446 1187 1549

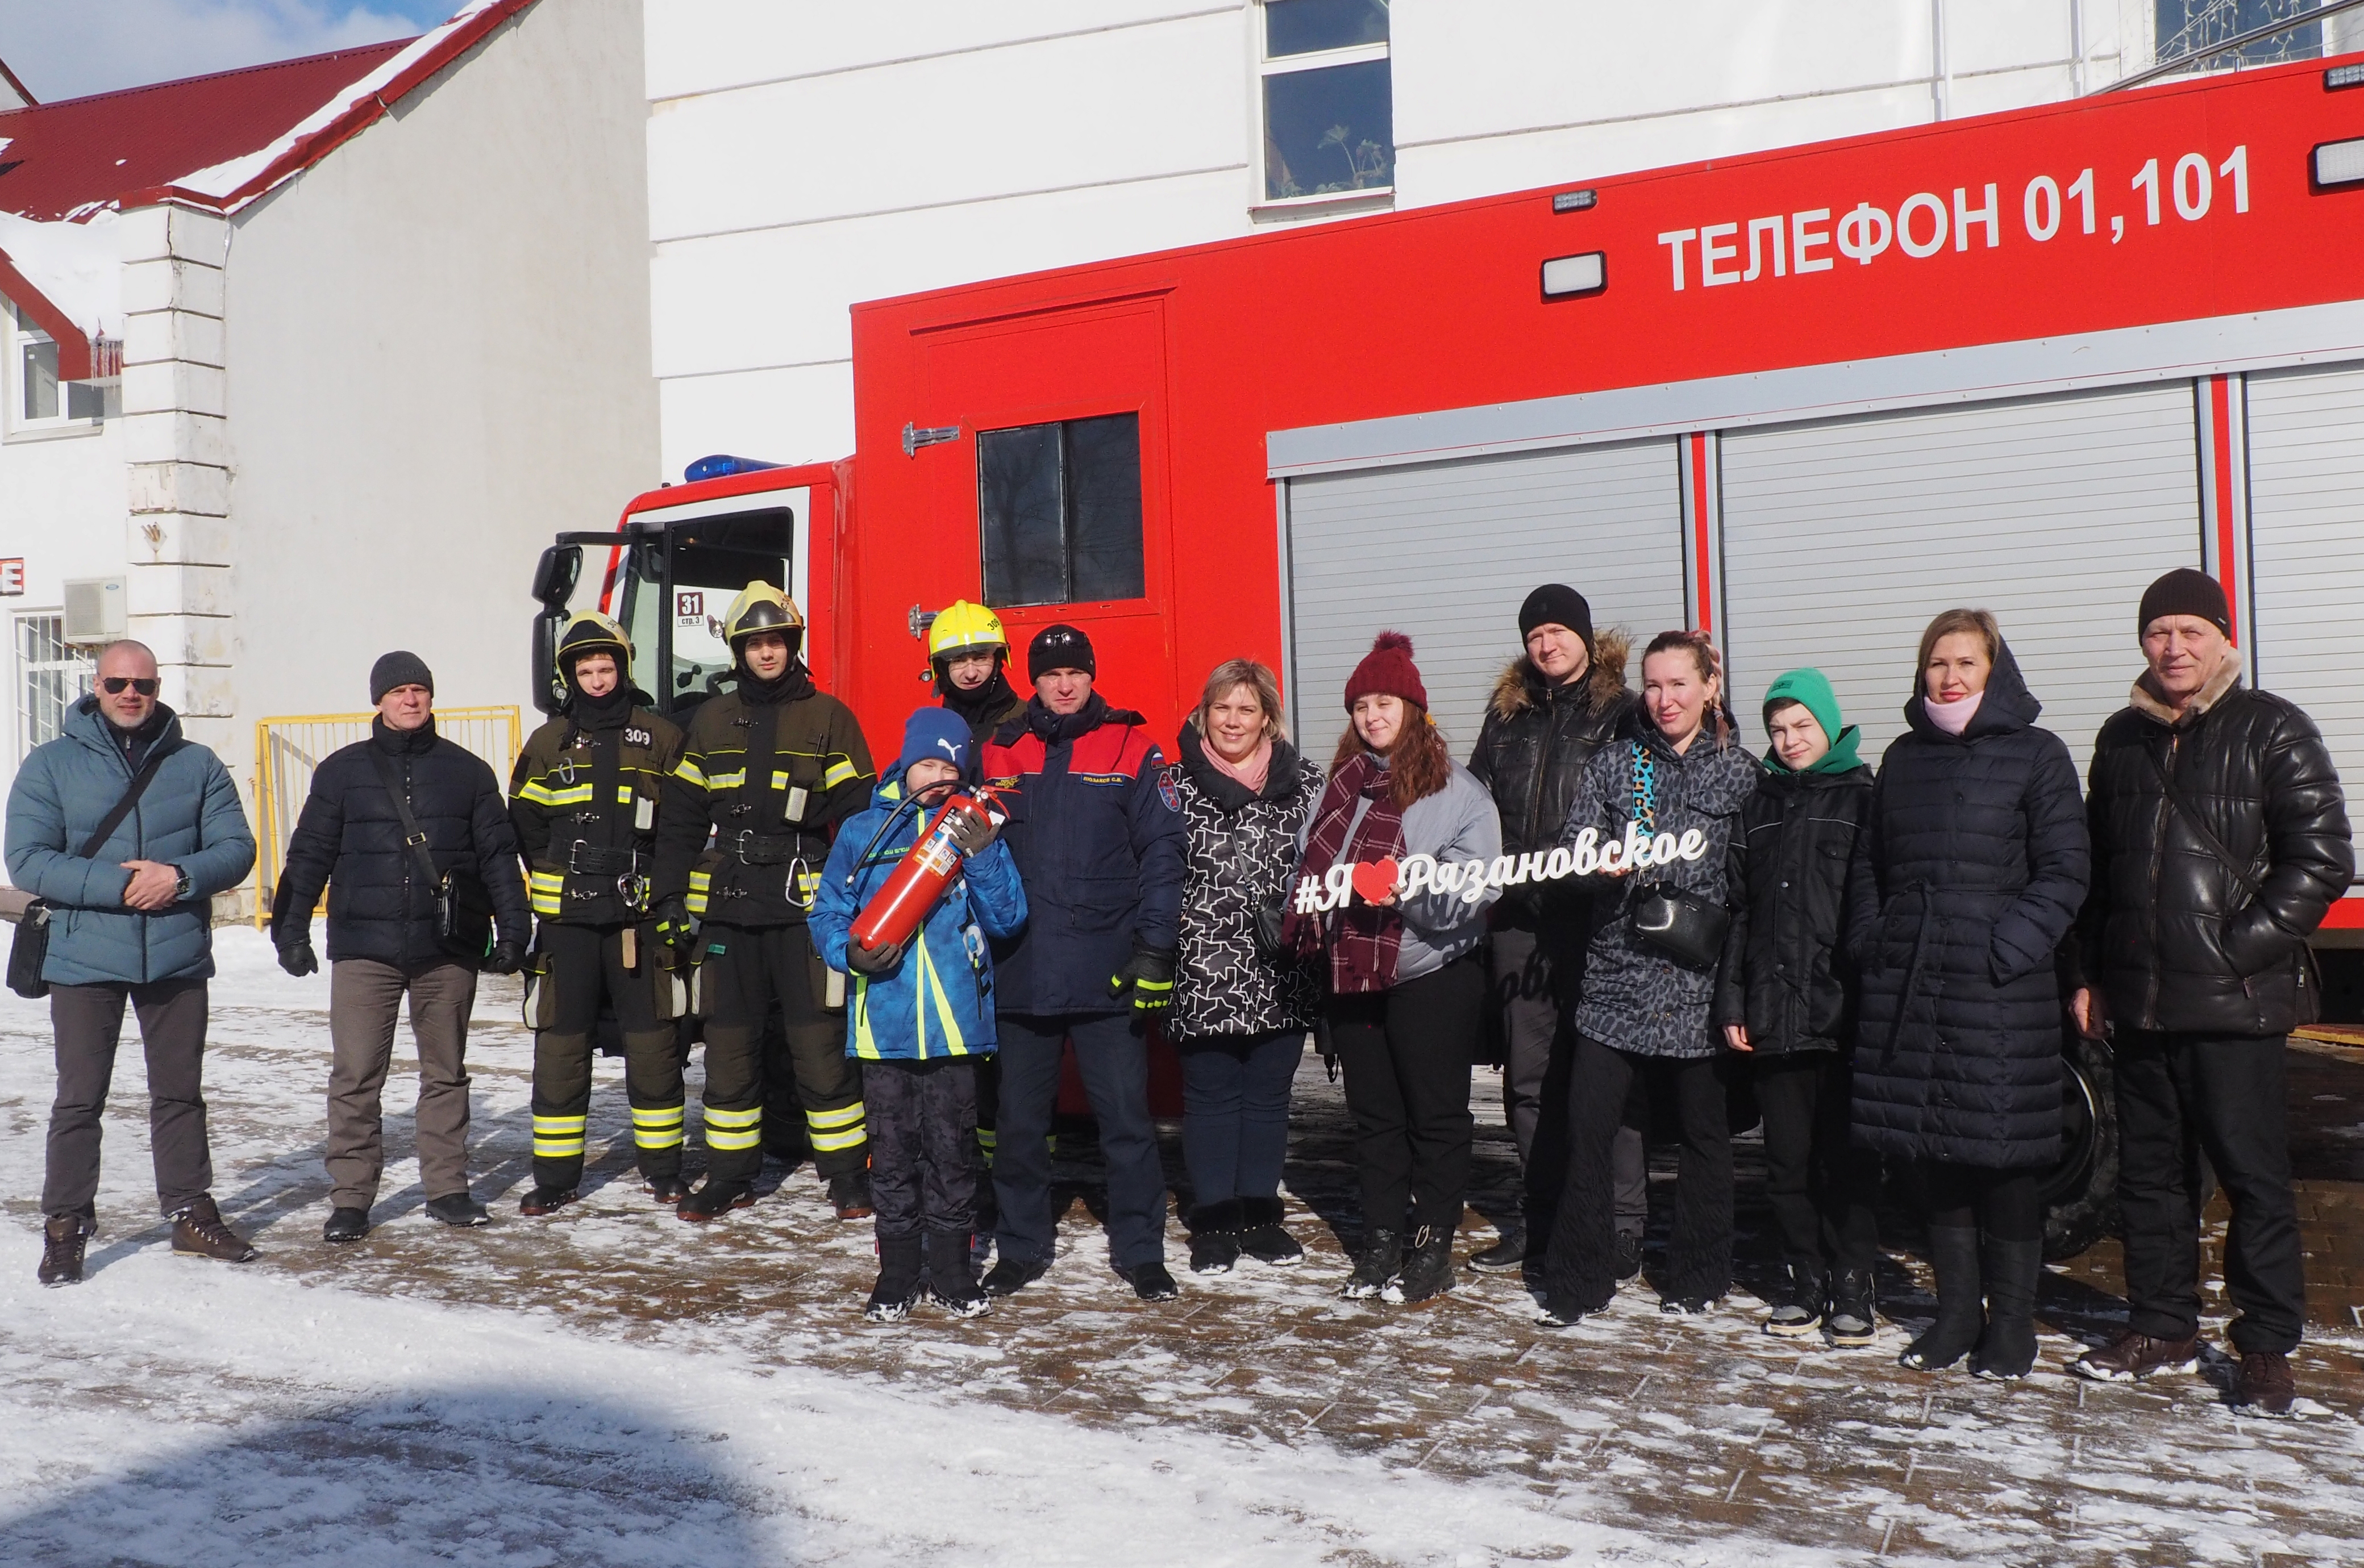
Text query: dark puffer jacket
273 718 531 968
1168 724 1322 1040
1846 643 2090 1169
1467 632 1634 918
2077 653 2351 1036
1713 760 1876 1056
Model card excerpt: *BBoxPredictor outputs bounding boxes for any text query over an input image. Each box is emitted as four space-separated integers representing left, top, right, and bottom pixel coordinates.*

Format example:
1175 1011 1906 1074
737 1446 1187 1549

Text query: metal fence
252 706 523 929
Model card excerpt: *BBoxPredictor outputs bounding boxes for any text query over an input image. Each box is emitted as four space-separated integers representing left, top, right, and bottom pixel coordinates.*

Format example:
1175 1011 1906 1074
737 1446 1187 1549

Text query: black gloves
276 933 318 978
487 938 527 977
1107 941 1176 1012
943 803 998 856
653 895 697 953
847 934 903 976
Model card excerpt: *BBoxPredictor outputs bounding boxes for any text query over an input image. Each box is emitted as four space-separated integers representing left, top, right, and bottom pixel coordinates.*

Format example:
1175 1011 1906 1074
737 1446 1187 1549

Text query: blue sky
1 1 461 104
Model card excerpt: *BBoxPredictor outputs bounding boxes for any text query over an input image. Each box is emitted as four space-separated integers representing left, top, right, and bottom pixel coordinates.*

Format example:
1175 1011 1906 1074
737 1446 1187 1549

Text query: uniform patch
625 727 652 747
1157 768 1181 813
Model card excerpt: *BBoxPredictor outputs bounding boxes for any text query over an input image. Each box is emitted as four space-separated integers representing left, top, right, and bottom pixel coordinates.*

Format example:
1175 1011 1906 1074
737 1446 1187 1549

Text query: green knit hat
1762 667 1861 773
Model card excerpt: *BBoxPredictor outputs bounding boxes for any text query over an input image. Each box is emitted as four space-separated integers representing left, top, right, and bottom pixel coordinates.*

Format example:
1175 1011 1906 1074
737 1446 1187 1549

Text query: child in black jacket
1715 668 1882 1345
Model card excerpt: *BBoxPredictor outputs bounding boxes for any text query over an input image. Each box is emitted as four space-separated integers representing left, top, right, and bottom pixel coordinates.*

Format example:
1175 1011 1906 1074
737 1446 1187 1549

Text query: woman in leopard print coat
1170 661 1323 1274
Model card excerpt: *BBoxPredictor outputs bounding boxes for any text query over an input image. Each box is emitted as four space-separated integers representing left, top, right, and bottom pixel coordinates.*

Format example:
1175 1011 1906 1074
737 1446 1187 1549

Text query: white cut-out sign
1294 821 1708 913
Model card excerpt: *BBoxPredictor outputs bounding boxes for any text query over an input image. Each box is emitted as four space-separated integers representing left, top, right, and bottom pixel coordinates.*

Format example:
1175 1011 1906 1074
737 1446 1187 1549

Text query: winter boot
981 1254 1048 1297
926 1229 989 1318
171 1195 258 1262
1899 1225 1984 1372
322 1206 371 1243
1383 1224 1456 1306
2235 1350 2297 1415
1763 1260 1828 1338
37 1215 87 1286
1340 1227 1404 1300
864 1234 926 1323
1237 1196 1303 1265
644 1175 688 1206
518 1186 579 1217
677 1178 754 1223
1828 1266 1879 1348
424 1193 490 1228
829 1169 875 1221
1467 1220 1526 1274
1971 1236 2044 1381
2071 1329 2201 1383
1187 1199 1243 1275
1119 1260 1181 1300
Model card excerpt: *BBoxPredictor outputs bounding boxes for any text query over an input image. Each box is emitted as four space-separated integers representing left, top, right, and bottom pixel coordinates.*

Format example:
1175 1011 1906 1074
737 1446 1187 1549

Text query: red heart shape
1350 858 1400 904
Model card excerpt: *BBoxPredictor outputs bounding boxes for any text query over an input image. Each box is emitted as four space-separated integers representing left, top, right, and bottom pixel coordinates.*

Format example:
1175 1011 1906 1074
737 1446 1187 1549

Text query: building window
8 301 118 429
2154 0 2322 69
978 413 1145 608
17 614 93 757
1260 0 1393 203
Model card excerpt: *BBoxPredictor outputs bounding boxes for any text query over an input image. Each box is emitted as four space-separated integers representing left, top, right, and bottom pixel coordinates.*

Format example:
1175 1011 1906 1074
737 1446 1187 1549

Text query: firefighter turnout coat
511 699 685 926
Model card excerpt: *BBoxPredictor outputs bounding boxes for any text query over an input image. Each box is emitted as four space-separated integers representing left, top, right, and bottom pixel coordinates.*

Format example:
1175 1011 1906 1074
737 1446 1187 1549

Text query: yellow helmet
722 582 805 649
927 599 1006 661
555 610 632 674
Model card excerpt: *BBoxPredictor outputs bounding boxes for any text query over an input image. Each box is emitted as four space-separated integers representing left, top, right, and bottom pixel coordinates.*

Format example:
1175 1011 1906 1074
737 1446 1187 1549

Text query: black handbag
367 746 496 968
9 744 176 999
1621 741 1732 970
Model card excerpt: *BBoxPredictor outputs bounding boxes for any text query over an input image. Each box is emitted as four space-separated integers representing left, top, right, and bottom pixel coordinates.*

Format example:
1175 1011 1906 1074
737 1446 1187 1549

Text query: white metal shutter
2249 361 2364 792
1284 440 1685 753
1720 385 2202 769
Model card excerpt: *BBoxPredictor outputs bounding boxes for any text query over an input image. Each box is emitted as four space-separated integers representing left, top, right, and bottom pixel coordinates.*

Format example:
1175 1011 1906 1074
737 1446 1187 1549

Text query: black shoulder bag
2145 745 2320 1021
8 744 175 999
367 745 496 969
1624 741 1732 970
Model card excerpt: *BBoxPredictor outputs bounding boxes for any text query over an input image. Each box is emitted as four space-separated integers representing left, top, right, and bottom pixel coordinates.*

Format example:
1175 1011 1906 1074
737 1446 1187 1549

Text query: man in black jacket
2068 569 2352 1412
273 652 530 1241
1464 585 1639 1275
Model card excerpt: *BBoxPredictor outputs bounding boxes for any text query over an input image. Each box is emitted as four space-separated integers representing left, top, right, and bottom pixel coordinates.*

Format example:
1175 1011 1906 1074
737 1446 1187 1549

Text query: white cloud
0 0 458 105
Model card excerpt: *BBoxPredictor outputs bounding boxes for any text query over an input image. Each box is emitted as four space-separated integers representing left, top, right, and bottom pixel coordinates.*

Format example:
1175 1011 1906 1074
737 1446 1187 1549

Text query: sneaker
171 1195 258 1262
517 1186 579 1217
36 1215 87 1286
1613 1231 1645 1281
676 1179 754 1223
1383 1224 1456 1306
1120 1261 1180 1301
424 1193 490 1228
1762 1261 1827 1339
2071 1330 2201 1384
981 1256 1048 1298
1467 1224 1527 1274
1235 1197 1304 1266
644 1175 688 1205
1827 1267 1879 1348
828 1170 874 1221
322 1206 371 1244
2234 1350 2297 1415
1340 1228 1403 1300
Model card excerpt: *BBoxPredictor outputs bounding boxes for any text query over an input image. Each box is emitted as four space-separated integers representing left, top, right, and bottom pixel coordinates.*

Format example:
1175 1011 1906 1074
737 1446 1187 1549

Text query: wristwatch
173 865 192 902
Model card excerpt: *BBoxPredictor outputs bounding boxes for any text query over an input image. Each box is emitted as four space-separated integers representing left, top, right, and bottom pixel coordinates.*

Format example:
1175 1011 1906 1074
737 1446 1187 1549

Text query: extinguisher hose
841 796 926 893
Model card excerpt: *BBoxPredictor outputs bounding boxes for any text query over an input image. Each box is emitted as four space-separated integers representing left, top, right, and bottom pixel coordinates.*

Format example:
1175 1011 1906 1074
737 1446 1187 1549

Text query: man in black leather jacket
2068 569 2352 1412
1464 585 1639 1275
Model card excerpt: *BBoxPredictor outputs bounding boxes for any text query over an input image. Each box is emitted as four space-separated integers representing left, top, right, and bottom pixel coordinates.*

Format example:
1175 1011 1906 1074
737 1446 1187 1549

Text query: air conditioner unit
62 577 126 645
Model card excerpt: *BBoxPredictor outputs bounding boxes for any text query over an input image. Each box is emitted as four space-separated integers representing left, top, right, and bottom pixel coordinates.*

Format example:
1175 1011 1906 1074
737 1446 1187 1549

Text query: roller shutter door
1284 440 1685 752
1720 386 2202 769
2249 362 2364 793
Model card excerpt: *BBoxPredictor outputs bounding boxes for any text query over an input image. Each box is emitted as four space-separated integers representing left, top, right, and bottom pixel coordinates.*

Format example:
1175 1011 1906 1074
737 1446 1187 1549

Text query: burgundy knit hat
1342 630 1427 712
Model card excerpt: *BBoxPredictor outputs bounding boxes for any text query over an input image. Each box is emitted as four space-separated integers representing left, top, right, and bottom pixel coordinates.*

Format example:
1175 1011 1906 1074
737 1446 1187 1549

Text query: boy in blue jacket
813 709 1027 1321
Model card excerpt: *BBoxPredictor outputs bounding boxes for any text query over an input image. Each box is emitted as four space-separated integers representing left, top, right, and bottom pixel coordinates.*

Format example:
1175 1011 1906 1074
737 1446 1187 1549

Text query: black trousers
1549 1039 1733 1310
993 1011 1168 1270
529 921 684 1189
1491 922 1646 1240
44 978 212 1224
1176 1029 1301 1205
2116 1030 2305 1354
698 923 864 1183
1329 956 1484 1237
1754 1052 1879 1270
864 1057 980 1239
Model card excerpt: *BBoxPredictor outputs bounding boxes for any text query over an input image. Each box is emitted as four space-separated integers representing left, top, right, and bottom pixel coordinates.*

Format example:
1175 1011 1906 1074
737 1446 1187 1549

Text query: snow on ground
2 928 2361 1565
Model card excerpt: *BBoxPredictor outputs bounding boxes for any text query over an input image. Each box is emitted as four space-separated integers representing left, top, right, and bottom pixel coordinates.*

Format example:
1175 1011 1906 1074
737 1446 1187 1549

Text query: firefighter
654 583 879 1222
509 612 688 1212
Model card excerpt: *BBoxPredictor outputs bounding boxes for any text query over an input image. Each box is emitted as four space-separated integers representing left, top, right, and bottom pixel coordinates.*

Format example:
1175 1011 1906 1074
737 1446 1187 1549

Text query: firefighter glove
487 938 527 977
847 933 904 977
944 803 998 856
1107 941 1176 1012
653 895 696 953
276 933 318 978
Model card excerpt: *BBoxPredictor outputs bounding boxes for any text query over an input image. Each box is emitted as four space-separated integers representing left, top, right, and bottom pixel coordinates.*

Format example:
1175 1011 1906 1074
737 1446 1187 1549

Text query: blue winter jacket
5 699 256 986
810 776 1028 1061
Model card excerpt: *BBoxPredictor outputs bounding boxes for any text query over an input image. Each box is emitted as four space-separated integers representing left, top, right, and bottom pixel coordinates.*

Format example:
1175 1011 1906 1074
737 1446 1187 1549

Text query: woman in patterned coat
1169 660 1324 1275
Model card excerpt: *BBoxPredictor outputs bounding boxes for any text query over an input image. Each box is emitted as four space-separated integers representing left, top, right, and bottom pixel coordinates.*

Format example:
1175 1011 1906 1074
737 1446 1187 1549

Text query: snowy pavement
3 930 2362 1565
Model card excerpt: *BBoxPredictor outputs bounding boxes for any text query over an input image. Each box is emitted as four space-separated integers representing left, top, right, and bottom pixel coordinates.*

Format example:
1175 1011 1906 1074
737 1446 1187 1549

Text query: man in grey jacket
6 640 259 1286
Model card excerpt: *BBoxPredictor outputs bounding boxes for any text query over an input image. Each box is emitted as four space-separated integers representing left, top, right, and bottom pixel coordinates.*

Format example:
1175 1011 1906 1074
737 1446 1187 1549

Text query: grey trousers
1492 922 1646 1239
326 958 478 1210
43 978 213 1224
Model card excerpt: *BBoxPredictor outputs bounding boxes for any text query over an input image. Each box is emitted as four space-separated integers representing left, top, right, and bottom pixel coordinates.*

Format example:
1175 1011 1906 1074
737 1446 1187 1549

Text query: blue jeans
991 1012 1168 1270
1176 1030 1301 1207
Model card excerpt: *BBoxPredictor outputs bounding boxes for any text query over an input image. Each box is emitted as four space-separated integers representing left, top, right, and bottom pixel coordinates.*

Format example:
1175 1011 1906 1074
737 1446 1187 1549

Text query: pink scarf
1924 690 1983 736
1201 733 1273 795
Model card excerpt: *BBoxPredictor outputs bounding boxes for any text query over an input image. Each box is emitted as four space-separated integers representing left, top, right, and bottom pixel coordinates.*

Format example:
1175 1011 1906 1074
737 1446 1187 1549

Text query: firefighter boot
829 1169 874 1221
678 1178 755 1223
864 1233 926 1323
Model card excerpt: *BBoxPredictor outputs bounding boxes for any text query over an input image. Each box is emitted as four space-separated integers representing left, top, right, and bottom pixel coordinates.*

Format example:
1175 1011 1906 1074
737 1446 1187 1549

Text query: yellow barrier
252 706 524 930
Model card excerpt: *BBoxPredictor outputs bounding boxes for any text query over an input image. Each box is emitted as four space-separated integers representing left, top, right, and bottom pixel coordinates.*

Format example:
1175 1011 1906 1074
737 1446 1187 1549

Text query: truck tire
2041 1033 2120 1261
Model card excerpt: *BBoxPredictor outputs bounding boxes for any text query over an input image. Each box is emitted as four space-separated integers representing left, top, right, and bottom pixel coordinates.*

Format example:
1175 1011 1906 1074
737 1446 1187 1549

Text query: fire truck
535 52 2364 1253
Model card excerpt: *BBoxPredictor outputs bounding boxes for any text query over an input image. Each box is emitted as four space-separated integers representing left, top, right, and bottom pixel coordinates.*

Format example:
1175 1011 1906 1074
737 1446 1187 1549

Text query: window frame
1251 0 1397 219
975 410 1149 613
16 611 93 759
5 300 117 439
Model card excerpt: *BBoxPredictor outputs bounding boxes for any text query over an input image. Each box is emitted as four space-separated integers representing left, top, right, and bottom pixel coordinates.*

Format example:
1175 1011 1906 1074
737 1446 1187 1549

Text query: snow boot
1971 1236 2043 1381
1467 1221 1526 1274
1828 1266 1879 1348
1236 1196 1303 1265
170 1195 257 1263
1383 1224 1455 1306
322 1206 371 1244
2235 1350 2297 1415
518 1186 579 1216
927 1229 989 1318
1120 1260 1180 1301
37 1215 86 1286
1187 1199 1243 1275
644 1174 688 1206
864 1234 926 1323
1899 1224 1984 1372
425 1193 490 1228
829 1169 874 1221
677 1178 754 1223
1763 1260 1828 1338
982 1255 1048 1297
1341 1227 1403 1300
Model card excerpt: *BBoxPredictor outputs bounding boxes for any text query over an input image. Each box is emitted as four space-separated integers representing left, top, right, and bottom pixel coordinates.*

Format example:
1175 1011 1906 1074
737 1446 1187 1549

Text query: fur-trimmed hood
1488 627 1631 722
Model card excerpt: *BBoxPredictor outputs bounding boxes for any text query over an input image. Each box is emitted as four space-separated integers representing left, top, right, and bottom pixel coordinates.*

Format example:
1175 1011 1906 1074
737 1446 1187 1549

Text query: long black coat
2078 660 2351 1036
1846 644 2090 1169
1713 759 1875 1056
274 718 530 968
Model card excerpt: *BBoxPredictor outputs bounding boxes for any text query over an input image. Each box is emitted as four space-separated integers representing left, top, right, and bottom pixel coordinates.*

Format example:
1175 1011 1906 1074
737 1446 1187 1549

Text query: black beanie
1027 623 1095 682
1518 583 1595 650
2138 568 2231 637
370 650 434 704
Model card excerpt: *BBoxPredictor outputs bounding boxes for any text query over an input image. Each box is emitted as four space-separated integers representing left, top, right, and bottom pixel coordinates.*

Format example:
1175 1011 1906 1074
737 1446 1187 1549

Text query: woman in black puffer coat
1847 610 2089 1380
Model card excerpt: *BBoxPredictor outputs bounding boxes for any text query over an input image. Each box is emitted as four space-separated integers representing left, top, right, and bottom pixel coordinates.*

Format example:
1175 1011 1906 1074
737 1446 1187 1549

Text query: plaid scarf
1281 750 1406 994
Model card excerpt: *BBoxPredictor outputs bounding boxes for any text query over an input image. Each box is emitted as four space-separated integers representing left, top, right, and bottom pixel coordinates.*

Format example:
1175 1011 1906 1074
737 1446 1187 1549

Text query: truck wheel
2041 1033 2120 1261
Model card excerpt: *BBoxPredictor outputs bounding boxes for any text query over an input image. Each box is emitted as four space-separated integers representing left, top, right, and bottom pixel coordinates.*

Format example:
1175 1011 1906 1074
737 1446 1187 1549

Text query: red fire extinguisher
850 789 1005 952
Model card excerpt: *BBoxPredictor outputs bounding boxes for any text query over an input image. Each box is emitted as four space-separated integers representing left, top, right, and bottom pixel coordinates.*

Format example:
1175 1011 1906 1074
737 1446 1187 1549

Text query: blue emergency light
684 453 784 482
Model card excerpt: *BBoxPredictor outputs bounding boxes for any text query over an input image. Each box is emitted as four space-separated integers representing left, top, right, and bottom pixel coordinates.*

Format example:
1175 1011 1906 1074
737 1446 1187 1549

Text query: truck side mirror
531 607 565 715
531 544 582 608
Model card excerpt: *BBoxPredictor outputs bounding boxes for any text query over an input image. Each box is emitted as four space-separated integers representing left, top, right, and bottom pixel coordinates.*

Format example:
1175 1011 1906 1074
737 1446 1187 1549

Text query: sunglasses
101 677 160 697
